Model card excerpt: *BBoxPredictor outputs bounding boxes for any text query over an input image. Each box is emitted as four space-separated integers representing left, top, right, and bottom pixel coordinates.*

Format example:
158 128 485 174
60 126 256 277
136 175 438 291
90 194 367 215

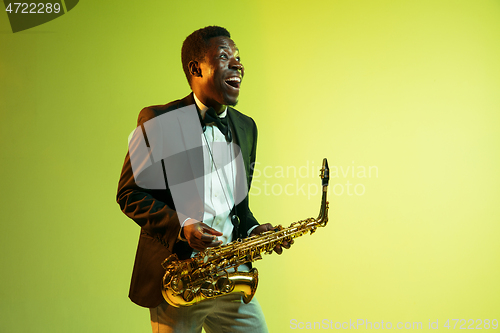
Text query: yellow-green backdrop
1 0 499 332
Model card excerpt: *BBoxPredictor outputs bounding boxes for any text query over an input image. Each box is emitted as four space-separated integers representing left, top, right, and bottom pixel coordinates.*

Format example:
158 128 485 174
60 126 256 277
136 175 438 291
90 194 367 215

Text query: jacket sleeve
116 107 180 238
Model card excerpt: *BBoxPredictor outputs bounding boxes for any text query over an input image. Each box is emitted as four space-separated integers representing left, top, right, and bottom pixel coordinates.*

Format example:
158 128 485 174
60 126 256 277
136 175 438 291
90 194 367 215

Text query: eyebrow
218 46 240 52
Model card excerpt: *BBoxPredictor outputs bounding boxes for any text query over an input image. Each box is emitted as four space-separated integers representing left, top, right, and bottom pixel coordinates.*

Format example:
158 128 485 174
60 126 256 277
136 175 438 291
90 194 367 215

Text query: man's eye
220 54 228 59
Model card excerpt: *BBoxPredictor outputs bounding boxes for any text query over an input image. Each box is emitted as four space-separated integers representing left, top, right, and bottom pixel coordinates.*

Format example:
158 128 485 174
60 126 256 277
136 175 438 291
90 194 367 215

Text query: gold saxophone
161 158 330 307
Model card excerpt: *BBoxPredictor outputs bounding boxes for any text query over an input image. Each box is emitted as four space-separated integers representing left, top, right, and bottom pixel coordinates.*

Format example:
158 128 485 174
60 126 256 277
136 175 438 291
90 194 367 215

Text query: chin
225 96 239 107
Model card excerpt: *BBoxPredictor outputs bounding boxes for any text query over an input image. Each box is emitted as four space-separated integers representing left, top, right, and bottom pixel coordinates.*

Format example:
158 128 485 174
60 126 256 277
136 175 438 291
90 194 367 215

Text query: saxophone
161 158 330 307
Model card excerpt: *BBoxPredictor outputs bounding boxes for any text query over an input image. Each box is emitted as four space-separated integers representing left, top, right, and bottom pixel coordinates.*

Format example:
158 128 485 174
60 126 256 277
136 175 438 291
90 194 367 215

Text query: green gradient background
1 1 499 332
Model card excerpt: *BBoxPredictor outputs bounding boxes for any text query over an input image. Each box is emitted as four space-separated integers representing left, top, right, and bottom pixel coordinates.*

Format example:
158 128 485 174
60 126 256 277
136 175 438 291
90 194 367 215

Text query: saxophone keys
310 226 317 235
182 289 195 302
161 253 178 269
219 259 229 268
216 276 235 294
201 281 216 298
170 277 183 293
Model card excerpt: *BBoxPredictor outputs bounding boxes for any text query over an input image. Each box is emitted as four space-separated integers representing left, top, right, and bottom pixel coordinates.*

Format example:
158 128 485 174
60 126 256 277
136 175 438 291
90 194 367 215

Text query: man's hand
250 223 293 255
182 220 223 251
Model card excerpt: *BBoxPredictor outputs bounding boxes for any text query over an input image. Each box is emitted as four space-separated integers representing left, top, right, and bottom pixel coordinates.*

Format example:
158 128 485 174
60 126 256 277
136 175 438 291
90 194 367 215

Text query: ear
188 60 202 78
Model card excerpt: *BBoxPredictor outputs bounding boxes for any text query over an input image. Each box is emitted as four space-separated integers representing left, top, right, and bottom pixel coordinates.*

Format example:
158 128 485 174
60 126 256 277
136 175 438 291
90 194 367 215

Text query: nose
230 59 244 76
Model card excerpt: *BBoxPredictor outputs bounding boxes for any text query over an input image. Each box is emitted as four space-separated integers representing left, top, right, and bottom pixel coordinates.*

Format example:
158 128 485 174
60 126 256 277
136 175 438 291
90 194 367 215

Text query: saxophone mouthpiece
321 158 329 187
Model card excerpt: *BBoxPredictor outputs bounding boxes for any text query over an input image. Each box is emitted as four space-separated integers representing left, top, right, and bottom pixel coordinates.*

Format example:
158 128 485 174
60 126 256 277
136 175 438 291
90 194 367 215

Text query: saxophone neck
317 158 329 227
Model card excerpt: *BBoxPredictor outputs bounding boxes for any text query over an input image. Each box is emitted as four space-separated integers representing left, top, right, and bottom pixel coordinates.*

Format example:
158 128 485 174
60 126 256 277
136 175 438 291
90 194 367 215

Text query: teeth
225 77 241 82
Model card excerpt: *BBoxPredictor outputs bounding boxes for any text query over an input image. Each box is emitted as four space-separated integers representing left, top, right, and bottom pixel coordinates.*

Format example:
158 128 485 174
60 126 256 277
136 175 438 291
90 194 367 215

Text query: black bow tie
203 107 232 142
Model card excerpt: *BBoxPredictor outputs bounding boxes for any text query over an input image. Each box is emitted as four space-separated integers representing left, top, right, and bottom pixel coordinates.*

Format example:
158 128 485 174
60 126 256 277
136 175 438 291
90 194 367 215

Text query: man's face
196 36 244 108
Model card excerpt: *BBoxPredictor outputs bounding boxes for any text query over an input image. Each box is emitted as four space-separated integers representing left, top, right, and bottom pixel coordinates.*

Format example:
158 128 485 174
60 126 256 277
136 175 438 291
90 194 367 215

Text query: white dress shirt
191 94 236 245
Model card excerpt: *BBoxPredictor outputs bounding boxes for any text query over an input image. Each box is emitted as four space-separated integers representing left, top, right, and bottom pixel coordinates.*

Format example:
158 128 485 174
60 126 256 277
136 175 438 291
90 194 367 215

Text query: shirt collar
193 93 227 118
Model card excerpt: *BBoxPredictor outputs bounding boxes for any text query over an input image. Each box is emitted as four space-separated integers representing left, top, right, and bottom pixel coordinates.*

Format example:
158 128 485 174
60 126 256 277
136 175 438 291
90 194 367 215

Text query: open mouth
225 76 241 90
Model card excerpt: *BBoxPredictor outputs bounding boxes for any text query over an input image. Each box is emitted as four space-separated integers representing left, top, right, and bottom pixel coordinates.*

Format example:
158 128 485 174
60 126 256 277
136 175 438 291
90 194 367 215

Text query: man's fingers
184 222 223 250
262 223 274 231
274 239 293 254
250 223 274 236
205 240 223 248
191 237 222 251
201 225 223 236
190 223 222 240
192 242 220 251
200 233 220 243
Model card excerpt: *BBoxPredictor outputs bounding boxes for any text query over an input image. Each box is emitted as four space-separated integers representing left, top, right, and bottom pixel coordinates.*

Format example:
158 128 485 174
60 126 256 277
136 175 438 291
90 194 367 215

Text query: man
117 26 288 333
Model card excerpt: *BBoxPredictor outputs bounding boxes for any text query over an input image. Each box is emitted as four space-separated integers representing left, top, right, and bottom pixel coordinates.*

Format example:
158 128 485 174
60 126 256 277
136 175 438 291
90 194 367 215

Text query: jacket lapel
227 109 251 184
166 94 205 222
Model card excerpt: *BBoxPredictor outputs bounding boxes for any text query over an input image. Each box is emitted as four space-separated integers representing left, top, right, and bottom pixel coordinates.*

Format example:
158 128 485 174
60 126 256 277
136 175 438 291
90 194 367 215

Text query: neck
192 92 226 118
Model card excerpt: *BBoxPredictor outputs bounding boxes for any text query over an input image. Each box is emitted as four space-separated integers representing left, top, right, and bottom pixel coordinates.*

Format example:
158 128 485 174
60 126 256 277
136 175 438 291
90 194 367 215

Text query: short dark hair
181 26 231 86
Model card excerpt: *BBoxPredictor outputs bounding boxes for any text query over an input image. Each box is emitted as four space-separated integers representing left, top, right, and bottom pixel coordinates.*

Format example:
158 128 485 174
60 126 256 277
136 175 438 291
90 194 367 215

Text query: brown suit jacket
116 93 259 308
